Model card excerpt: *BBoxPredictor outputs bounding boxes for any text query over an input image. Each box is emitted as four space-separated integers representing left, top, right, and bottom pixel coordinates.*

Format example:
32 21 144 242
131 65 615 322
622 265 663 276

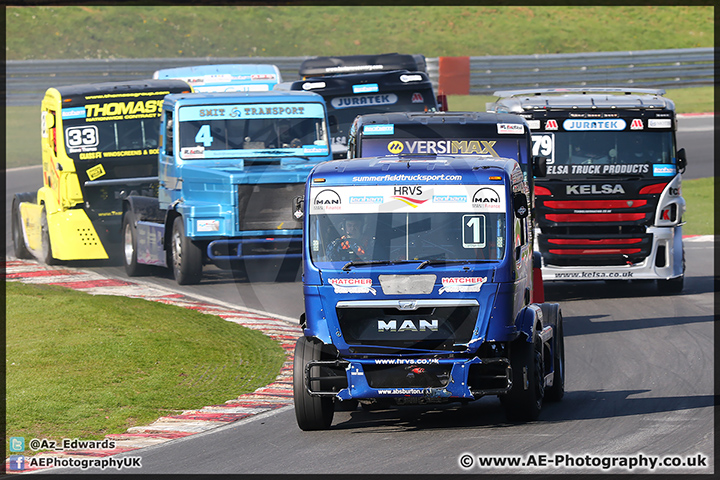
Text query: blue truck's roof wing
153 64 282 92
162 90 326 107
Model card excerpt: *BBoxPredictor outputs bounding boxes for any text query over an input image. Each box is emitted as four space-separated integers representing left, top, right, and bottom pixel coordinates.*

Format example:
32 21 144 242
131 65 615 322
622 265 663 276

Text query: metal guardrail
5 57 310 106
5 48 713 106
466 48 714 94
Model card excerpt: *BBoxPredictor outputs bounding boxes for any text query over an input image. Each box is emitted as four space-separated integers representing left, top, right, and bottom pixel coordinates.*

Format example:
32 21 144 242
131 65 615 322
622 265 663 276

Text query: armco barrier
5 48 714 106
435 48 714 95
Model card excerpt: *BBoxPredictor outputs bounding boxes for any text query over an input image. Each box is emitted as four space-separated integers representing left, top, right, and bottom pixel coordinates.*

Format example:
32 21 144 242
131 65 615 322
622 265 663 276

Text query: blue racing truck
121 91 332 284
293 154 564 430
287 53 447 159
153 63 282 93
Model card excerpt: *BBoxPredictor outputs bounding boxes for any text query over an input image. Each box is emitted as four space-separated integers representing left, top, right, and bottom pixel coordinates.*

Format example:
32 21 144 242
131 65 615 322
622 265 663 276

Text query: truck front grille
363 364 451 388
336 305 478 353
237 183 304 231
538 232 654 266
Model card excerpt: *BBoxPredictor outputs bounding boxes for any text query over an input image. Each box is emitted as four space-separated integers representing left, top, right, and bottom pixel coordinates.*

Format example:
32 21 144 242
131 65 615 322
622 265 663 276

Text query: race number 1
463 214 487 248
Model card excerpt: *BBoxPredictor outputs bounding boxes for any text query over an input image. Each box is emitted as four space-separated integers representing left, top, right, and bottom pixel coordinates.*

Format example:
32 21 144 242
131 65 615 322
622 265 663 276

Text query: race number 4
195 124 214 147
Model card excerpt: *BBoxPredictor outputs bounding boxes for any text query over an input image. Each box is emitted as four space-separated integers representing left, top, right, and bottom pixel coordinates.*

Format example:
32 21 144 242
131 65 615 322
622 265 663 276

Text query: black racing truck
347 110 549 301
488 88 687 292
287 53 447 158
12 79 191 263
292 154 564 430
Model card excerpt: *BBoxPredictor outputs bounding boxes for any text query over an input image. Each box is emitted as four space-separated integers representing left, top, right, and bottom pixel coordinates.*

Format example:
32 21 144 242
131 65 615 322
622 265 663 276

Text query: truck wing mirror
329 115 339 134
43 111 55 129
293 195 305 220
437 94 448 112
676 148 687 173
513 192 529 219
532 155 547 178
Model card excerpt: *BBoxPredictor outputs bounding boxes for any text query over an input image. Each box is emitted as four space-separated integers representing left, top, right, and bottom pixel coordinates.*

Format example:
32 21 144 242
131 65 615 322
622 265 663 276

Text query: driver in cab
326 218 369 261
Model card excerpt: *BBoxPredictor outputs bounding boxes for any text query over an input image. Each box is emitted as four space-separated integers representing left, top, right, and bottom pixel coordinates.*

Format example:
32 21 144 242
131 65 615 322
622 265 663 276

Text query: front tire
545 309 565 402
658 247 685 294
293 337 334 430
503 333 544 422
122 211 149 276
171 216 203 285
40 208 59 265
11 196 32 259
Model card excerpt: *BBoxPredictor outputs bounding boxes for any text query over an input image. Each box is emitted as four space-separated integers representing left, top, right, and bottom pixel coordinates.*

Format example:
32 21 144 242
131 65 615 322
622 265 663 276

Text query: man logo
314 189 341 205
377 319 439 332
388 141 404 154
472 188 501 204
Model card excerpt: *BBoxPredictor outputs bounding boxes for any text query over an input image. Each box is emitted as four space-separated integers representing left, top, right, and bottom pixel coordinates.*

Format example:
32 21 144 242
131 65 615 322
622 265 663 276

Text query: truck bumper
207 236 302 262
540 226 683 281
305 357 511 402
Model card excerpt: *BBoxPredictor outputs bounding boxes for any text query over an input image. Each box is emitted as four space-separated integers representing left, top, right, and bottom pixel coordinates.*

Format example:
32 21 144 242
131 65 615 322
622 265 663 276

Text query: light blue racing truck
293 154 565 430
121 91 332 284
153 63 282 92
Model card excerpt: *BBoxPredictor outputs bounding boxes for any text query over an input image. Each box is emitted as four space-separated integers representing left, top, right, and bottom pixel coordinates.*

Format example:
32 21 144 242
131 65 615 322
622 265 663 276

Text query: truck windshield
62 115 159 154
537 131 676 178
327 89 437 147
60 115 160 178
177 102 329 159
310 212 506 266
308 183 508 267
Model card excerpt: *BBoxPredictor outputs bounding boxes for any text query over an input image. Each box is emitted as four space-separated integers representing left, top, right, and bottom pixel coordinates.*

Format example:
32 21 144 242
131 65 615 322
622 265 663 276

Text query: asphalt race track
5 116 714 475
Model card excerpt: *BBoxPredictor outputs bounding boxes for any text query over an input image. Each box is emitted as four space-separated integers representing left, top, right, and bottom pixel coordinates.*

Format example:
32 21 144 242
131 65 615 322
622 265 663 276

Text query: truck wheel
171 216 203 285
658 248 685 294
40 208 59 265
122 211 149 276
293 337 334 430
503 333 544 422
11 196 32 259
545 309 565 402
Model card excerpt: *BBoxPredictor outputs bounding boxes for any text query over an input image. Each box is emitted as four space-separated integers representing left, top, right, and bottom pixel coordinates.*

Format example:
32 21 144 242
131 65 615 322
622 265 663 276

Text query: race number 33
65 126 99 148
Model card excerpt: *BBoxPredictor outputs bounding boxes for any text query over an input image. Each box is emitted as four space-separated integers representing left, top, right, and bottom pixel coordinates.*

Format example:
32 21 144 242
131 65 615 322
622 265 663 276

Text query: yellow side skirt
19 203 109 260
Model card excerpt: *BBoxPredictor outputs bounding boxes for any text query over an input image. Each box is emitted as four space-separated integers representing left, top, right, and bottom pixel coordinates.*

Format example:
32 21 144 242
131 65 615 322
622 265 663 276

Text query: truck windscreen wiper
341 259 422 271
416 259 494 269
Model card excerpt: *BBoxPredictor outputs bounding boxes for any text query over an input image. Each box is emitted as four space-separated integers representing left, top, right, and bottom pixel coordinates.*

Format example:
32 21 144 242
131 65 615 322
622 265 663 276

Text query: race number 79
531 134 555 164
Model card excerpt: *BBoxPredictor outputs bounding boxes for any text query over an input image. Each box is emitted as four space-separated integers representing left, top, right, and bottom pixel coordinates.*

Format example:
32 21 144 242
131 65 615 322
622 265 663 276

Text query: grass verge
5 6 713 60
683 177 714 236
5 282 286 458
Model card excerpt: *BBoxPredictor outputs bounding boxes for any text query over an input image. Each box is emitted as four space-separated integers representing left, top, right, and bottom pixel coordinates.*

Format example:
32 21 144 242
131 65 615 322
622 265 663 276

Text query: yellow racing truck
12 79 191 263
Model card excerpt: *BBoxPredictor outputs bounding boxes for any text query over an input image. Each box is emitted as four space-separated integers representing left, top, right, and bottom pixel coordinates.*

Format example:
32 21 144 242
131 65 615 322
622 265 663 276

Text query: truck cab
288 54 446 158
12 79 191 263
293 155 564 430
121 90 333 284
346 110 539 192
488 88 687 292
